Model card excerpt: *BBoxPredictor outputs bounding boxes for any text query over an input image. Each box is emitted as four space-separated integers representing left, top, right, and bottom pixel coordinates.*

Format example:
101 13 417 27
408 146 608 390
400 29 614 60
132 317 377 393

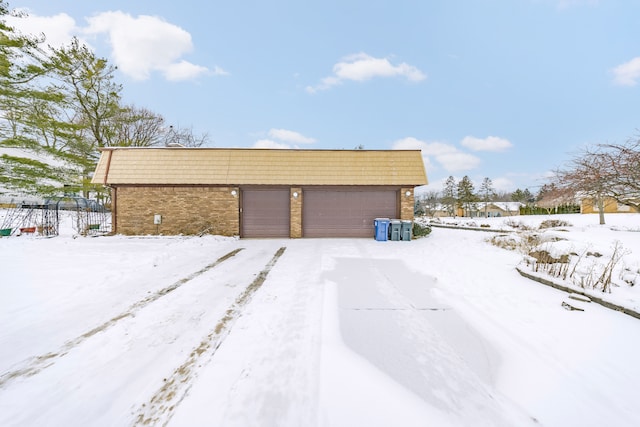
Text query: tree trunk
597 196 605 225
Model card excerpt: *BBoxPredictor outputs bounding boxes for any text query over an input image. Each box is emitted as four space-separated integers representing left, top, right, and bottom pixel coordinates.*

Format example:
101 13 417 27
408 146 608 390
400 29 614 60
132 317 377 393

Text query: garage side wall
581 197 640 214
290 187 303 238
115 186 239 236
400 187 415 221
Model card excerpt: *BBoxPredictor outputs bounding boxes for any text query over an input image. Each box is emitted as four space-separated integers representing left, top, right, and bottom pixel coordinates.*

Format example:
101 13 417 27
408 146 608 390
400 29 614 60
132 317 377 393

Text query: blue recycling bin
374 218 390 241
389 220 401 241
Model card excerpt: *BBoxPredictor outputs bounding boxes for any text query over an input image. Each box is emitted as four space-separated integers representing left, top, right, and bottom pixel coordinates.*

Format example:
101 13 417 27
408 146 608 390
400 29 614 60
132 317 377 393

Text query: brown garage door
242 188 290 238
303 188 398 237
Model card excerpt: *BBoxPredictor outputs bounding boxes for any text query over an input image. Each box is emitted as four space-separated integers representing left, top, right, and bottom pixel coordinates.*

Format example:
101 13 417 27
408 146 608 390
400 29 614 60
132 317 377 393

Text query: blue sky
5 0 639 194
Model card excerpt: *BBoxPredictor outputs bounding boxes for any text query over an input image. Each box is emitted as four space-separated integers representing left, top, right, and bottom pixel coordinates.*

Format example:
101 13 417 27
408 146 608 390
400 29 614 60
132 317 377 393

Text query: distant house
425 202 522 218
426 203 454 218
91 148 428 238
474 202 523 217
581 197 640 214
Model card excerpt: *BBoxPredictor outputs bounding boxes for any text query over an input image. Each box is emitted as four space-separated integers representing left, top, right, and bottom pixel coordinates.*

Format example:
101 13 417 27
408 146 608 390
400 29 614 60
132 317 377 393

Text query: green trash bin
389 220 401 241
401 220 412 241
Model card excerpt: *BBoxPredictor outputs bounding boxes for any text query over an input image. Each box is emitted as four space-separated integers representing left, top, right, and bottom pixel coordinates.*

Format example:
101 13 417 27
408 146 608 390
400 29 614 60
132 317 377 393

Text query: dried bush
488 231 545 255
504 219 533 231
528 249 570 264
524 240 630 293
539 219 572 229
488 234 520 251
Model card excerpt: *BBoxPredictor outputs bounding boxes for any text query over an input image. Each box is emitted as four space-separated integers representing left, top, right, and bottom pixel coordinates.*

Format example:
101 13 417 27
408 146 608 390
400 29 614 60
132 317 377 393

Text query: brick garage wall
290 187 302 238
114 186 239 236
400 187 415 221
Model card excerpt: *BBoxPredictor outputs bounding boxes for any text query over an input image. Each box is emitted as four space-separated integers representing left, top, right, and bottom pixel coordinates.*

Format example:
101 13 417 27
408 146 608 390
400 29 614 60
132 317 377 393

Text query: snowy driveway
1 230 640 426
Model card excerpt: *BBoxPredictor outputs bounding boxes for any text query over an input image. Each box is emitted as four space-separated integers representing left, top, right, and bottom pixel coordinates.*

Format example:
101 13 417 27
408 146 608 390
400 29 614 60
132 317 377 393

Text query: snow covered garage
91 148 428 238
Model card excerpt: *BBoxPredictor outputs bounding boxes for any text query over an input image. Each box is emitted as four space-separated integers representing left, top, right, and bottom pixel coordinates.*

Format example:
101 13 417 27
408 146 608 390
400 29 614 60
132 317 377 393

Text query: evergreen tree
0 4 209 199
511 188 525 203
0 2 78 195
479 177 496 217
457 175 477 217
442 176 457 217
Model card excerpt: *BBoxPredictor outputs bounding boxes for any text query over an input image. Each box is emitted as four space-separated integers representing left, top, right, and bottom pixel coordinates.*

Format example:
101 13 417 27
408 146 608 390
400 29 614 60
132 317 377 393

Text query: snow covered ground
1 211 640 426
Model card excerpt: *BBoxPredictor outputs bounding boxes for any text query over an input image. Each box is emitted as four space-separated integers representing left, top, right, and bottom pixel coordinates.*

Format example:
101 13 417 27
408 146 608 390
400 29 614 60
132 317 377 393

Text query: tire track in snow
0 248 244 389
132 246 287 427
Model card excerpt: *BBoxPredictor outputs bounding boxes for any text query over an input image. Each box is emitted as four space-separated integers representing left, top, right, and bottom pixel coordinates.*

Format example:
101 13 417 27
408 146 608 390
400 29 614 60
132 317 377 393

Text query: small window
617 203 631 212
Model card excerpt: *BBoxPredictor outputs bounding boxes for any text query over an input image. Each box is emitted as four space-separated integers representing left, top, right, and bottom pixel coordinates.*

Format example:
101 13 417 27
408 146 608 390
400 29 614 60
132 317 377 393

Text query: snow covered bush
620 265 640 287
412 222 432 238
488 216 637 297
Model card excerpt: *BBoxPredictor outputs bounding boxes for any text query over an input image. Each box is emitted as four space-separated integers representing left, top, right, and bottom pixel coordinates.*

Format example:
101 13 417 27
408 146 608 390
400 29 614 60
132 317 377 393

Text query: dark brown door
241 188 290 238
303 188 398 237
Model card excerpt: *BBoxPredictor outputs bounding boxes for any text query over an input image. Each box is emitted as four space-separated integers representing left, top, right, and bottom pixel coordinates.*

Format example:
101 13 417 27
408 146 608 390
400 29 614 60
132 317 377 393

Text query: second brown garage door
241 188 290 238
303 188 398 238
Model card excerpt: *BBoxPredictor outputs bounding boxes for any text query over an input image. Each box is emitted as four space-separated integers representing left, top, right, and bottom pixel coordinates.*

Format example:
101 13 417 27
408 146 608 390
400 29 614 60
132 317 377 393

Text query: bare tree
598 137 640 211
108 106 166 147
163 125 210 147
553 145 612 224
536 183 575 214
419 190 439 217
551 137 640 225
493 190 513 202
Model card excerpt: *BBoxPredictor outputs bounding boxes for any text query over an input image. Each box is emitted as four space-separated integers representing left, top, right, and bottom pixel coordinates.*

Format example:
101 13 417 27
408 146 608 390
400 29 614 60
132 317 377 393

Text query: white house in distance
474 202 523 217
426 202 523 218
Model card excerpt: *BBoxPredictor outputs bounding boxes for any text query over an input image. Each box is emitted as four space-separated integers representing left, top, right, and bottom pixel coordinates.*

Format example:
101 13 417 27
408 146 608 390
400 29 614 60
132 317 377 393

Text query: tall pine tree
442 175 457 217
479 177 496 217
457 175 477 217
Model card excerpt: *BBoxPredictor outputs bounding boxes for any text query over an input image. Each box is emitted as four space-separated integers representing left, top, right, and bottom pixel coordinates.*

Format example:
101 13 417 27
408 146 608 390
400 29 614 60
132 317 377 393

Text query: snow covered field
1 211 640 426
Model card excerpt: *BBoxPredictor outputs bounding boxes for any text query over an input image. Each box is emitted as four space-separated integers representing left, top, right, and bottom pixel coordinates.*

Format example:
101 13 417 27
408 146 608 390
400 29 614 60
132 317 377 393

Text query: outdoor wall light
292 191 299 198
405 190 412 197
231 190 238 197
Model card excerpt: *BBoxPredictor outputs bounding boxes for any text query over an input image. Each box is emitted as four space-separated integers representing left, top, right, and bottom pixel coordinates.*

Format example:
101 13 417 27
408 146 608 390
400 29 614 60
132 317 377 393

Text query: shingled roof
91 148 428 186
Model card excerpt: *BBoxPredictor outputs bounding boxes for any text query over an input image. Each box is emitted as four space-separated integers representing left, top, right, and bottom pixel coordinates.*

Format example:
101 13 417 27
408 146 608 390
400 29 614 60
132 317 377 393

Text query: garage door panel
242 189 290 238
303 189 397 238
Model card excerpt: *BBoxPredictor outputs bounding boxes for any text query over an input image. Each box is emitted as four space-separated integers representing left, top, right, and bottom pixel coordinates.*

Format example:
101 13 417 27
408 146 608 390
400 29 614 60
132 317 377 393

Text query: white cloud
392 137 480 172
5 9 79 49
461 136 513 152
163 60 210 82
253 139 292 149
307 53 426 93
436 152 483 172
268 129 316 144
6 10 216 82
82 11 211 81
612 57 640 86
490 177 515 192
212 66 230 76
252 129 315 149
